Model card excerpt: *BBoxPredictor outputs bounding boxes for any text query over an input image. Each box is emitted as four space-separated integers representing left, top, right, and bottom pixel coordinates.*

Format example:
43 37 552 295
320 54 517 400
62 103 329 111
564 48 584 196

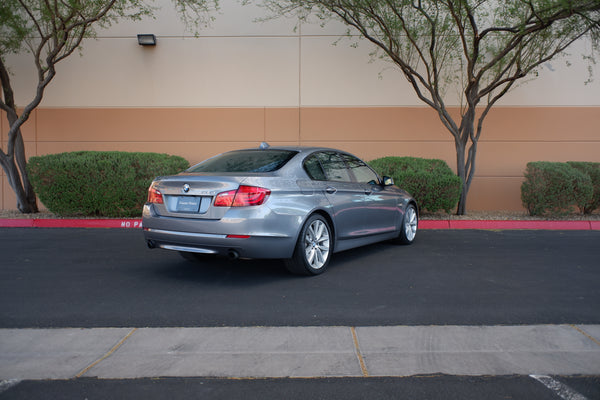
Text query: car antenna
259 142 270 149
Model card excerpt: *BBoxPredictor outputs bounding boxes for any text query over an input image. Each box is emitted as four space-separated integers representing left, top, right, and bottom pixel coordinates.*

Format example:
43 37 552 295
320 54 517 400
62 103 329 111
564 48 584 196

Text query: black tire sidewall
286 214 332 275
398 204 417 245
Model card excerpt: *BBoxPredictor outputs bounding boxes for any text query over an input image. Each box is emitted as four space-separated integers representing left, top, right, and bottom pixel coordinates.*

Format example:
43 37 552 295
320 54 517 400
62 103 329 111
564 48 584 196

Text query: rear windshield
187 150 298 173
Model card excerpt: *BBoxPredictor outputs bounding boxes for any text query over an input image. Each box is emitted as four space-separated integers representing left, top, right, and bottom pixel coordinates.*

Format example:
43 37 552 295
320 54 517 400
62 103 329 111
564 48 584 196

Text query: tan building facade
2 0 600 212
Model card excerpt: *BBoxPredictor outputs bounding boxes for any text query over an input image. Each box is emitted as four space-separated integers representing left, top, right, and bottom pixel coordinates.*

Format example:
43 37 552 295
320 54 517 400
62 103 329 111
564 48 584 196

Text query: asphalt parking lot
1 228 599 327
1 227 599 399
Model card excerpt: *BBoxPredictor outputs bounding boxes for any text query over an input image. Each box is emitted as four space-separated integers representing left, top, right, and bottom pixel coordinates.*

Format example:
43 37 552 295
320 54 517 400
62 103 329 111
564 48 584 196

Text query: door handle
326 186 337 194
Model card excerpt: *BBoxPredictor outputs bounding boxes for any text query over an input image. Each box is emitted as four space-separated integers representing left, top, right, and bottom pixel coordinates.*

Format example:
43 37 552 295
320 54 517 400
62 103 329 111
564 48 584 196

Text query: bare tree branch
0 0 219 212
263 0 600 214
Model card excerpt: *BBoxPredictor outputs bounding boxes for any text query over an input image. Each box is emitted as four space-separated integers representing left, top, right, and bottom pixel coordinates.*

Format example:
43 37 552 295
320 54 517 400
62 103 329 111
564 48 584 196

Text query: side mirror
382 176 394 186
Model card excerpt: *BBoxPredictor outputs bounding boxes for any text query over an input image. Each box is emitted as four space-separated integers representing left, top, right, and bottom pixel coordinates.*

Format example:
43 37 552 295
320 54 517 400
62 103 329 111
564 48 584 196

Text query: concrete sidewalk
1 325 599 380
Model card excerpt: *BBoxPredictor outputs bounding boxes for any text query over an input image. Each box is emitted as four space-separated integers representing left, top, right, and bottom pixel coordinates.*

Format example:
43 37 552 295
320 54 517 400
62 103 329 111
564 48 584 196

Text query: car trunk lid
151 174 246 219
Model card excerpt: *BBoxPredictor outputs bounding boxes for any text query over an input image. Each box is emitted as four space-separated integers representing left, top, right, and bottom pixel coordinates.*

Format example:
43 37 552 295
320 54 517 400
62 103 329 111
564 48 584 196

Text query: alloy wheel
303 219 330 270
404 206 417 242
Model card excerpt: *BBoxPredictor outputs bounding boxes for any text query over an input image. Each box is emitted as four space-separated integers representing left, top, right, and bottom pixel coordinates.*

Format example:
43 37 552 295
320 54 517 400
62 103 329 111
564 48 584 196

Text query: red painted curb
0 219 598 230
33 219 143 228
0 219 143 229
419 220 451 229
0 219 35 228
447 220 593 230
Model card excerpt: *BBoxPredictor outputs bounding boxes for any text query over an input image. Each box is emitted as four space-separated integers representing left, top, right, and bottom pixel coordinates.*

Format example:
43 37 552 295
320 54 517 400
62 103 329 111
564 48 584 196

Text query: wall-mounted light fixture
137 34 157 46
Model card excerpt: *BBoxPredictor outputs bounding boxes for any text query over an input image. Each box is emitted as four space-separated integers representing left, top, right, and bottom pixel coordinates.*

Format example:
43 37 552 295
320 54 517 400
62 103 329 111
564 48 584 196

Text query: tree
262 0 600 214
0 0 217 213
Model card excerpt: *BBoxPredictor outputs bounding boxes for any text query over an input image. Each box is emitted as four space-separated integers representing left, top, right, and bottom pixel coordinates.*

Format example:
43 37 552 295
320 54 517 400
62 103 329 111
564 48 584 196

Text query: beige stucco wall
3 106 599 212
2 0 600 212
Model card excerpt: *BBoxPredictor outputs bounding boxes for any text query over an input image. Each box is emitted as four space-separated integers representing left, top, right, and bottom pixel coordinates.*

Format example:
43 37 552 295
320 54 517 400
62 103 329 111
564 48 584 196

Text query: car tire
394 203 418 245
285 214 332 275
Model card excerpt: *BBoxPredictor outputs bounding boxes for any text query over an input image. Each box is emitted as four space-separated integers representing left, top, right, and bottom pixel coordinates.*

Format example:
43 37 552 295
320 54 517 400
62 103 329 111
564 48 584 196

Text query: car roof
232 145 348 154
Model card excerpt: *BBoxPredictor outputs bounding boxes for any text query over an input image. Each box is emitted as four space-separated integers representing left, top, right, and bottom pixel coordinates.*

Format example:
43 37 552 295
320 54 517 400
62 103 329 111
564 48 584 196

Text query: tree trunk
455 139 468 215
0 124 38 213
454 107 478 216
1 156 36 213
13 126 38 213
456 182 468 215
1 57 38 213
0 159 38 213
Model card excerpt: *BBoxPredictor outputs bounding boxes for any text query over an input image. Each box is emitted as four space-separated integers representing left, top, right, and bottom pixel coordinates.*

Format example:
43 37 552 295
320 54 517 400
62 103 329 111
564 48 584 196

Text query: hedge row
521 161 600 216
369 156 462 213
32 152 597 218
27 151 189 217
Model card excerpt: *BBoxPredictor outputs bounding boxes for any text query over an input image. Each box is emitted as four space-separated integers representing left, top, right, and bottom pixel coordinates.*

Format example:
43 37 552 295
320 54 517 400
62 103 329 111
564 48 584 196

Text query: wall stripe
2 106 599 212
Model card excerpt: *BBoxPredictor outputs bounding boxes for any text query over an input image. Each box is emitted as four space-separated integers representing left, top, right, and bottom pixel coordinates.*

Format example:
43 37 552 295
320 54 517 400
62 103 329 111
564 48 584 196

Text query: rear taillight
214 185 270 207
148 186 164 204
214 189 236 207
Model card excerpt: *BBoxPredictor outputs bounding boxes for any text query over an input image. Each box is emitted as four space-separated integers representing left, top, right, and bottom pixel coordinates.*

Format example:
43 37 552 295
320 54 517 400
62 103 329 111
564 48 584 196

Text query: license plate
176 196 201 213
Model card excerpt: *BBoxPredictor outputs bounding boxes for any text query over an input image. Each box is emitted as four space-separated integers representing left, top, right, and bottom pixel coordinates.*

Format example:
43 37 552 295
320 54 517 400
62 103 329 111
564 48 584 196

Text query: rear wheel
394 204 418 245
285 214 332 275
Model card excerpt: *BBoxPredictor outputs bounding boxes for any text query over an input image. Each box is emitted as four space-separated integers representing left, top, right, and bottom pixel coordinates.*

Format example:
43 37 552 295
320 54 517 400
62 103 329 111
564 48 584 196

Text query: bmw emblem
182 184 190 193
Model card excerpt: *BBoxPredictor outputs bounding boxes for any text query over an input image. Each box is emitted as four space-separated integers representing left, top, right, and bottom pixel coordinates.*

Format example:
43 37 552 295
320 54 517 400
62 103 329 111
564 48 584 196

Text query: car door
304 151 367 239
340 153 400 235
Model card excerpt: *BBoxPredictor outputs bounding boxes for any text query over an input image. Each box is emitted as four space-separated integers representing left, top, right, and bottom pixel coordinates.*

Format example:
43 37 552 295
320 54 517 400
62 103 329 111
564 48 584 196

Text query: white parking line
0 379 21 394
530 375 588 400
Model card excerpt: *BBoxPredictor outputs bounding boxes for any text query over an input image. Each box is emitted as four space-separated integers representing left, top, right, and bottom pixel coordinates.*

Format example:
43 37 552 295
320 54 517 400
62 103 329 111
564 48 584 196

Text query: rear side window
304 152 352 182
188 150 297 173
303 155 326 180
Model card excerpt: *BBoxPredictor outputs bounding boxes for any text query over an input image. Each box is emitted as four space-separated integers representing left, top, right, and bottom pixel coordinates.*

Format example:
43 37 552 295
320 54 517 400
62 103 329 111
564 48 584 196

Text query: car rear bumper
143 226 296 259
142 204 300 259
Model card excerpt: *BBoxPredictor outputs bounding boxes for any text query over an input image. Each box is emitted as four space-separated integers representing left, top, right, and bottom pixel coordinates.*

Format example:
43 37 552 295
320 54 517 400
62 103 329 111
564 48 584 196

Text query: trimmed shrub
521 162 593 216
28 151 189 217
369 156 462 213
567 161 600 214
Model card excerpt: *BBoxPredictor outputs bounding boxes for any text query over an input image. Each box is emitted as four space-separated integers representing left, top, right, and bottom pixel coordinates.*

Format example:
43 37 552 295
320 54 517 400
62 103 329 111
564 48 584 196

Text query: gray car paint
142 146 416 260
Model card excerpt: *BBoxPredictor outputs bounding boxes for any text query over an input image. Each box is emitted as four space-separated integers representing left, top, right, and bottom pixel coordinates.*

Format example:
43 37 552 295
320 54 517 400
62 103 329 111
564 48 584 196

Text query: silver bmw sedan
143 145 418 275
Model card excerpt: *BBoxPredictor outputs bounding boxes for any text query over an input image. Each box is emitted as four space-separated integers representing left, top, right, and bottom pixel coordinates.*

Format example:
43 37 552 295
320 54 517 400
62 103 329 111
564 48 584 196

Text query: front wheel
285 214 332 275
394 204 418 245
